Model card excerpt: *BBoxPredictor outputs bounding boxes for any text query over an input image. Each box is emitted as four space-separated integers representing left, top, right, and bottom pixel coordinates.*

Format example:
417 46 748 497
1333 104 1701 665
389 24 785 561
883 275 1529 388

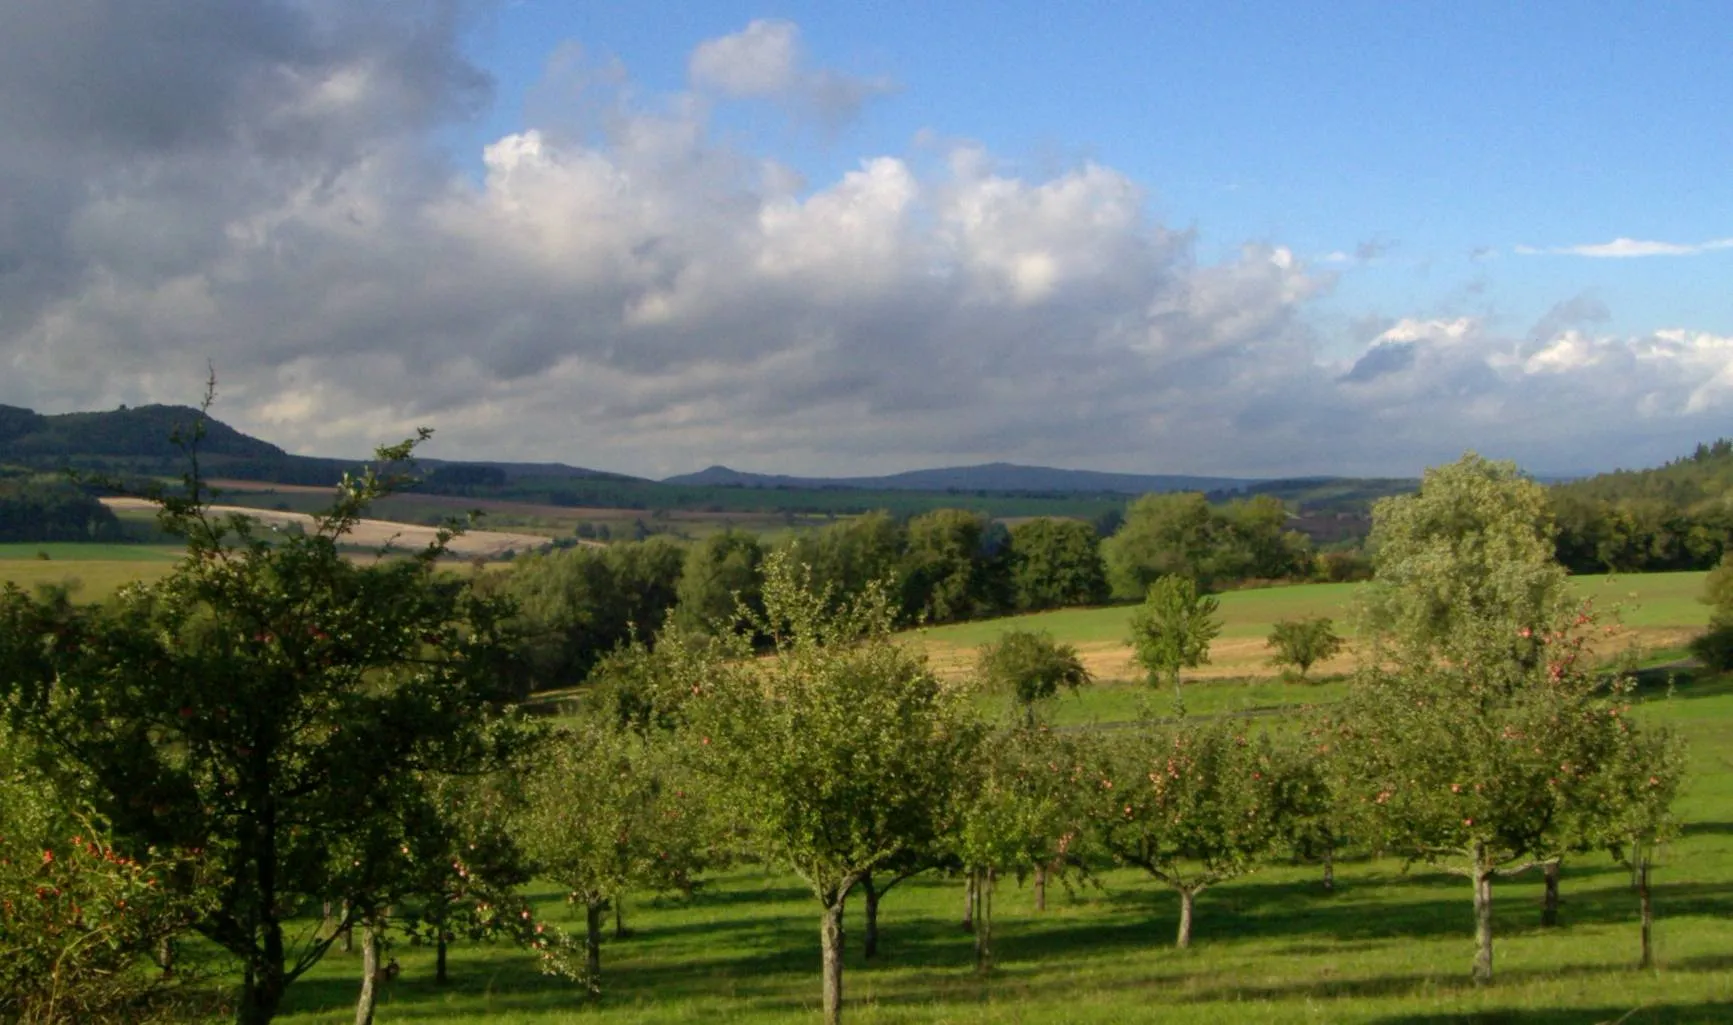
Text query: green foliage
1102 492 1219 598
0 478 123 544
492 538 686 692
1701 551 1733 623
685 552 976 894
1338 453 1685 982
1548 437 1733 573
1102 492 1311 599
1265 616 1344 680
975 630 1090 725
1127 575 1221 695
0 428 531 1025
672 530 765 637
516 719 707 990
1006 517 1108 611
0 725 214 1024
780 512 907 610
899 509 1006 624
1359 452 1569 667
1086 720 1284 946
681 551 979 1022
1688 623 1733 671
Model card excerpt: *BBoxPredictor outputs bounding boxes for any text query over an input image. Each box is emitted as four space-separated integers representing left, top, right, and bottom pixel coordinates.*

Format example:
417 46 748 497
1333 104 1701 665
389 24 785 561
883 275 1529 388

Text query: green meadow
270 668 1733 1024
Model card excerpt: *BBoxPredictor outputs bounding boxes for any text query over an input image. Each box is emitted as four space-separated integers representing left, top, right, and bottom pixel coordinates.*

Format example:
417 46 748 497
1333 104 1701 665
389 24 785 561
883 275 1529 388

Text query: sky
2 1 1730 480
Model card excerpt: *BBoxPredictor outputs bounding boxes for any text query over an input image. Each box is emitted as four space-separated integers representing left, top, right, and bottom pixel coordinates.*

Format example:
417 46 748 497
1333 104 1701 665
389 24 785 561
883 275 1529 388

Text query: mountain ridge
663 461 1258 496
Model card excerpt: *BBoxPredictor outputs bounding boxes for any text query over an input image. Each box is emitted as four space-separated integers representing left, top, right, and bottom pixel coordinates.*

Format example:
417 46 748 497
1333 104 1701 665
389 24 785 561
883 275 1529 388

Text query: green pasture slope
273 674 1733 1024
918 572 1711 652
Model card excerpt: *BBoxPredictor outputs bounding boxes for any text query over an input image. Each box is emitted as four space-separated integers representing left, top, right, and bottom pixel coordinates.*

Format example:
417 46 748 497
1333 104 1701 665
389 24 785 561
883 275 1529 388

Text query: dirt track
102 498 553 560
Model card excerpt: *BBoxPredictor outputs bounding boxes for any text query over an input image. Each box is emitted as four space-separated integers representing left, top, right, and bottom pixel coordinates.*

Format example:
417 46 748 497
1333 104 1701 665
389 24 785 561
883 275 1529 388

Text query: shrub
1689 623 1733 672
1266 616 1345 680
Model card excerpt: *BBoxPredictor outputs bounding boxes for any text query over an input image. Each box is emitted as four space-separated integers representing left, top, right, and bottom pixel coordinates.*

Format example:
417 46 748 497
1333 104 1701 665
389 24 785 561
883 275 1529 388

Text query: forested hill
664 462 1253 495
0 404 636 487
1551 439 1733 508
1548 439 1733 574
0 404 283 461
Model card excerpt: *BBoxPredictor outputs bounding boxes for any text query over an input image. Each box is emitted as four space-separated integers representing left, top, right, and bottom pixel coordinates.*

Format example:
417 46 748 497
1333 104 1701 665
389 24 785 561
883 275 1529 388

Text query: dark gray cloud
0 10 1730 479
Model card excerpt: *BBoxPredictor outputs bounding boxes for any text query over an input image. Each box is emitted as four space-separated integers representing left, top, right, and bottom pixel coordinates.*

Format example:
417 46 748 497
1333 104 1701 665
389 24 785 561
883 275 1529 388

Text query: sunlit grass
270 677 1733 1024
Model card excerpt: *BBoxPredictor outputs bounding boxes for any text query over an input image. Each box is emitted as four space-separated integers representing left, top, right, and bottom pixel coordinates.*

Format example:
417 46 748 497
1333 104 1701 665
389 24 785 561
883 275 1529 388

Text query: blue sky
2 1 1730 477
461 1 1733 347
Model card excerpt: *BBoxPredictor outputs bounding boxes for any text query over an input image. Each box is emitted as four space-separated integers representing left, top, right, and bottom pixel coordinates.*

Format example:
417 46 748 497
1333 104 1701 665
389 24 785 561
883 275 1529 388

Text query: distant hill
1552 438 1733 509
665 462 1255 495
0 404 638 487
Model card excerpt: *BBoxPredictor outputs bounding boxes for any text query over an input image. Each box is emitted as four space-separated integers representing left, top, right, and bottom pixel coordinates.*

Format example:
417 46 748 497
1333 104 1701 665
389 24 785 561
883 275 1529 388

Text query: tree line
0 474 123 543
0 447 1689 1025
491 493 1322 694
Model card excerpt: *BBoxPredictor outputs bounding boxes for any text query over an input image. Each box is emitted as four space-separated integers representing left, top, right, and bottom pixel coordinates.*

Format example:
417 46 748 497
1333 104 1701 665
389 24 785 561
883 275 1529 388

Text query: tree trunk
974 867 995 972
322 900 335 937
1034 862 1047 912
340 900 353 954
1176 888 1195 949
436 932 448 985
1322 847 1335 892
1541 860 1560 927
961 872 976 933
862 874 881 959
1472 853 1494 985
585 900 604 983
1637 854 1654 970
156 934 176 976
237 934 288 1025
820 897 846 1025
614 896 630 939
354 918 381 1025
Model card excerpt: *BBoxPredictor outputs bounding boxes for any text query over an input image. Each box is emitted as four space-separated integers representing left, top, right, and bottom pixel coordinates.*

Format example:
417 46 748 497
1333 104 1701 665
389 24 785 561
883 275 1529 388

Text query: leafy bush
976 629 1091 724
1266 616 1345 680
1689 623 1733 672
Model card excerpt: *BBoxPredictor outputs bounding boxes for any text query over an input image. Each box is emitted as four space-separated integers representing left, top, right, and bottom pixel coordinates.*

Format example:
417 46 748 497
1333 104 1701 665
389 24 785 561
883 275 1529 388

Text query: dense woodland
0 474 122 543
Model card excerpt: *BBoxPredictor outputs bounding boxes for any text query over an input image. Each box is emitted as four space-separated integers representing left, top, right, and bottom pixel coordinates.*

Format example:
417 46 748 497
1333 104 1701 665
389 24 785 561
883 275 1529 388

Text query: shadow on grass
1369 1005 1733 1024
274 866 1733 1022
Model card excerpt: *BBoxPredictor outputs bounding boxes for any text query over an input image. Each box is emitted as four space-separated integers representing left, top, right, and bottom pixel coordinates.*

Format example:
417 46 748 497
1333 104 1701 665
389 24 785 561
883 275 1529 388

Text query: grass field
914 573 1713 693
266 670 1733 1024
0 543 184 595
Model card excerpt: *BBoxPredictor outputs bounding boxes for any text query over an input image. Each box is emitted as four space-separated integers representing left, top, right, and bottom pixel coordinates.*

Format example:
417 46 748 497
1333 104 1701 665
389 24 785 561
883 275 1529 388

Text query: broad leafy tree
1087 720 1283 948
1007 517 1109 611
1358 453 1569 667
516 719 702 990
976 629 1092 727
682 552 977 1025
1128 575 1221 711
1265 616 1345 680
1337 453 1683 984
1101 492 1220 599
672 530 765 637
492 537 685 691
900 508 1006 624
782 511 907 613
0 431 529 1025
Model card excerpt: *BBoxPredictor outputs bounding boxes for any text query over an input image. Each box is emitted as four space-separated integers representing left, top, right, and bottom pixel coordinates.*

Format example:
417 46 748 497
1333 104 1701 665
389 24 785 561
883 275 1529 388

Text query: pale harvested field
102 498 554 560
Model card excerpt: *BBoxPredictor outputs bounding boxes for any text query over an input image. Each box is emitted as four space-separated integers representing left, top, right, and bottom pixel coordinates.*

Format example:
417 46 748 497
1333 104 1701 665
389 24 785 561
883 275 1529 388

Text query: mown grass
270 673 1733 1024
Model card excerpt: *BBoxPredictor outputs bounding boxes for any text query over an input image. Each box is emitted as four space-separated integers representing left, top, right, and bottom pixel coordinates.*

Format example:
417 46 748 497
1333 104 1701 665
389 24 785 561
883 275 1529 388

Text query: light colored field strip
101 498 558 560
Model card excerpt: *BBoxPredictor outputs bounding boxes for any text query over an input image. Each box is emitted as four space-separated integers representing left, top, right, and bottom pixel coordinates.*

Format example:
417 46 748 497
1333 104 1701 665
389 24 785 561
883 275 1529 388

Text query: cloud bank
1 2 1729 478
